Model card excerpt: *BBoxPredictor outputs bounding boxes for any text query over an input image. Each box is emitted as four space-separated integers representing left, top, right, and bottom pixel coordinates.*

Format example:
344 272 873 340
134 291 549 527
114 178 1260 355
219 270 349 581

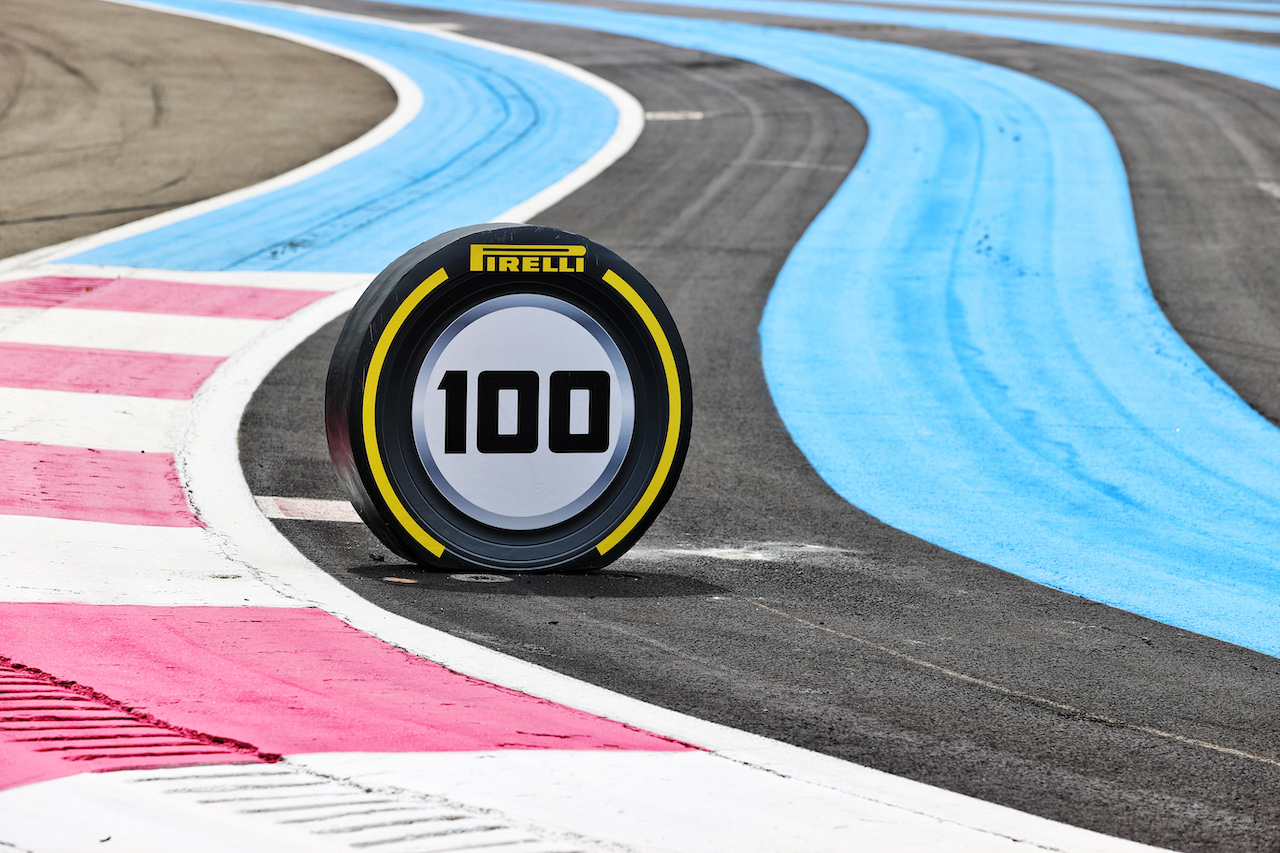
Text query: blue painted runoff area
380 0 1280 656
67 0 616 273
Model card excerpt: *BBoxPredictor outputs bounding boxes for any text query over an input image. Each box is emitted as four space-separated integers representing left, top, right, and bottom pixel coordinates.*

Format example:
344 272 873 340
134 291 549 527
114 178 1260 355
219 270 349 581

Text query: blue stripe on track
592 0 1280 88
67 0 616 272
380 0 1280 656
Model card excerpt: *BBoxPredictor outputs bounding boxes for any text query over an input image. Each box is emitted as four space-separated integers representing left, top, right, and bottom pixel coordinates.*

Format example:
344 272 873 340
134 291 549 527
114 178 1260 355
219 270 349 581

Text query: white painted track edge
0 388 189 451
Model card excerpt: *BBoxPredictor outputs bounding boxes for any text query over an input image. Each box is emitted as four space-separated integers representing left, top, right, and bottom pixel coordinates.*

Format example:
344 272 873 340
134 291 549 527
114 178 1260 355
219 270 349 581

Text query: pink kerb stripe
0 276 328 319
0 343 223 399
0 441 201 527
0 604 693 789
0 276 100 308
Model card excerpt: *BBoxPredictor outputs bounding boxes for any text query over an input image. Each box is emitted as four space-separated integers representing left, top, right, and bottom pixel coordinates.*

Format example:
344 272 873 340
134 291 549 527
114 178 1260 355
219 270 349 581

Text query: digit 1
438 370 467 454
550 371 610 453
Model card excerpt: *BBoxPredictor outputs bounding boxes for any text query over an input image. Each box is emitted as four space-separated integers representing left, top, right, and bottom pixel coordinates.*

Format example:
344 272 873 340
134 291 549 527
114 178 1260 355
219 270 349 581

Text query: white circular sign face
411 294 635 530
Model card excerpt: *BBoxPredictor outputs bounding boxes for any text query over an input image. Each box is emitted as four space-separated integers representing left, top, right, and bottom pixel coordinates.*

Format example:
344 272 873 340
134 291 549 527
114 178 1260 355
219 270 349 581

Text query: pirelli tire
326 223 692 572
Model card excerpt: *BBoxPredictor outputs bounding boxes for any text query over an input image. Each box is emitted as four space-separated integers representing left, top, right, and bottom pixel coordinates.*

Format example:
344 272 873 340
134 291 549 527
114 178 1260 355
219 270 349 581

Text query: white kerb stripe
0 308 42 335
0 515 300 607
0 388 189 452
0 308 271 357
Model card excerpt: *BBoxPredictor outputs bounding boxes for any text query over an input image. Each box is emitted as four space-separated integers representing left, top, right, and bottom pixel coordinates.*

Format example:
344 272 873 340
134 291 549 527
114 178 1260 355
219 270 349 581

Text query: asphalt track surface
5 0 1280 850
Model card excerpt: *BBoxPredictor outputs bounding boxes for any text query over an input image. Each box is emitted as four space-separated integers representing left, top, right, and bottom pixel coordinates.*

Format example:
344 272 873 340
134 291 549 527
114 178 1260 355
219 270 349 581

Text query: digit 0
550 371 609 453
477 370 538 454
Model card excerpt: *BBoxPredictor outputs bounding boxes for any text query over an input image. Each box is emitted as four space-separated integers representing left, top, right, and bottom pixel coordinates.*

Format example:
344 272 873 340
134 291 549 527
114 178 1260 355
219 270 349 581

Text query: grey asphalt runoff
12 0 1279 850
0 0 394 261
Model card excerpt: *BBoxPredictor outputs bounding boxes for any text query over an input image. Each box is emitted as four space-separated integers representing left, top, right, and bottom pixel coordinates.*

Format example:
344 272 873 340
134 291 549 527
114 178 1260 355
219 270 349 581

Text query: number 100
437 370 610 454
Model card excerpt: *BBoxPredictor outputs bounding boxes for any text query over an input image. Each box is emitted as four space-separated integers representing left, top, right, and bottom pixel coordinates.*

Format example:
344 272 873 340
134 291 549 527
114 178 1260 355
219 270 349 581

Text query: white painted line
0 0 424 276
0 388 189 452
1259 180 1280 201
255 495 362 523
627 546 774 561
625 544 838 561
745 158 848 172
0 515 298 607
0 308 270 356
645 110 705 120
